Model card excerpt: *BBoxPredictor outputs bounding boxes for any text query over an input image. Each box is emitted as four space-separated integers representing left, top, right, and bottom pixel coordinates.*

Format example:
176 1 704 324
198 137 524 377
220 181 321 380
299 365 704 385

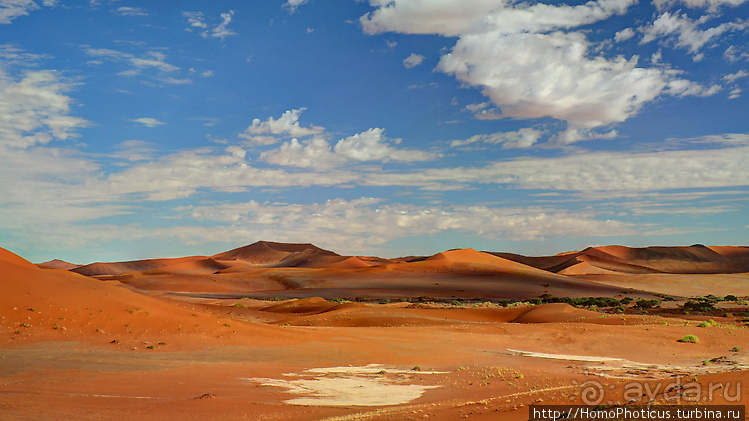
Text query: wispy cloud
0 0 40 24
114 6 147 17
130 117 165 128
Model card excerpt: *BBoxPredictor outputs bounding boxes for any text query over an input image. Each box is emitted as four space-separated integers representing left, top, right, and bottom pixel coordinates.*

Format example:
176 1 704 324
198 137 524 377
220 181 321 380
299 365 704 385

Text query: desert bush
635 299 659 310
677 335 699 343
682 300 717 312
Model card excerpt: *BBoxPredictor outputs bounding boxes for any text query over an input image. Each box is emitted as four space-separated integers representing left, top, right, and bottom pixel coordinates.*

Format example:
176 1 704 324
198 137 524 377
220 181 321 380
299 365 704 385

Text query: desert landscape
1 241 748 420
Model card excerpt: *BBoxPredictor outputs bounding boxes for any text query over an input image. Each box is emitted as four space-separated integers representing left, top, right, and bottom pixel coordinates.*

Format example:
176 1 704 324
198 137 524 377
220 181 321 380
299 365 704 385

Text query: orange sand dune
394 248 566 275
295 255 373 269
558 260 621 275
72 256 210 276
0 247 283 348
145 257 231 275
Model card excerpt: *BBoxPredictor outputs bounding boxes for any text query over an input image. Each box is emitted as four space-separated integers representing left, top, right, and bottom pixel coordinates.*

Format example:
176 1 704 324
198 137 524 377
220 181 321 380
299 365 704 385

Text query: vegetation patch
677 335 699 343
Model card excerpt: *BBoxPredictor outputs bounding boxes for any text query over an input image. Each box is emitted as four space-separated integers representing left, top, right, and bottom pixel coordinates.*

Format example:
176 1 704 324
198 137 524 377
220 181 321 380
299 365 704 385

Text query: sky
1 0 748 263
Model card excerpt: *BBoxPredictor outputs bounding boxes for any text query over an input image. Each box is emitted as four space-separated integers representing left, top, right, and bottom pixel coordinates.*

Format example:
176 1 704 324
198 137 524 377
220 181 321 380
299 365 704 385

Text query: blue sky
1 0 748 263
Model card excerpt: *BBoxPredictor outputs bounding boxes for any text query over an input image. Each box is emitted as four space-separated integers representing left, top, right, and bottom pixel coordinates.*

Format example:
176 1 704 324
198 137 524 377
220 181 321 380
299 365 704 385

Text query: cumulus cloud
403 53 425 68
362 0 720 144
261 128 437 169
0 68 89 148
239 108 324 145
439 30 684 143
130 117 165 127
450 128 547 148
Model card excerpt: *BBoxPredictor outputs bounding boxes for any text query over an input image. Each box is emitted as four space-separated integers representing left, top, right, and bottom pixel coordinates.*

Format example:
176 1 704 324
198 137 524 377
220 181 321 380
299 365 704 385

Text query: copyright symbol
579 380 605 405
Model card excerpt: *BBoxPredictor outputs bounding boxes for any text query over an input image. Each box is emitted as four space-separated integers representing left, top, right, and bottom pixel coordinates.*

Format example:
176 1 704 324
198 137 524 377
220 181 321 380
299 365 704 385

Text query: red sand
1 244 748 420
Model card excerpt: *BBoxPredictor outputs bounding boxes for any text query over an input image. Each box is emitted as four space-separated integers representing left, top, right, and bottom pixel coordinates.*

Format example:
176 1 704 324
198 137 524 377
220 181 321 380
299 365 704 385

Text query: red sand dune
211 241 338 267
37 259 80 270
495 245 748 275
2 244 748 421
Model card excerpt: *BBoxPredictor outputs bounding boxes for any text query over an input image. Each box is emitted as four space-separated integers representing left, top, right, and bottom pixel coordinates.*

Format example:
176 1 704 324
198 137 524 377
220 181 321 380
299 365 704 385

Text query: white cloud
653 0 748 11
181 197 639 251
728 86 742 99
182 11 207 29
361 0 508 37
260 137 336 169
261 128 437 169
201 70 214 77
614 27 635 42
184 10 236 40
205 10 236 40
723 70 748 83
283 0 309 14
640 12 749 57
403 53 425 68
130 117 165 127
0 68 89 149
450 128 546 148
239 108 324 145
364 0 715 144
335 128 435 162
480 0 637 35
439 30 691 143
104 148 358 200
84 47 180 77
364 143 749 193
0 0 40 24
114 6 147 16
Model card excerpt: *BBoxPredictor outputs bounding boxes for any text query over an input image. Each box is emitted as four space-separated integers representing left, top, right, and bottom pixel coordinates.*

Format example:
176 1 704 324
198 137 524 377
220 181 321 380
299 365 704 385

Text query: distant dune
493 245 748 275
72 256 211 276
211 241 339 267
37 259 80 271
22 241 747 300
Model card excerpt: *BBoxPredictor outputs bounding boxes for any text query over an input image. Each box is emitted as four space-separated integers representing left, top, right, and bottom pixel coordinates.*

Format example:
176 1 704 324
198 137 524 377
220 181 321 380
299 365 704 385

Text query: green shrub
635 299 659 309
678 335 699 343
682 300 717 312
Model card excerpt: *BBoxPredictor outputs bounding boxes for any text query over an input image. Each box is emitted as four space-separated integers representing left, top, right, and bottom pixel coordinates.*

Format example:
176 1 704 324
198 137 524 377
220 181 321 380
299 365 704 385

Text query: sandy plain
1 241 748 420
